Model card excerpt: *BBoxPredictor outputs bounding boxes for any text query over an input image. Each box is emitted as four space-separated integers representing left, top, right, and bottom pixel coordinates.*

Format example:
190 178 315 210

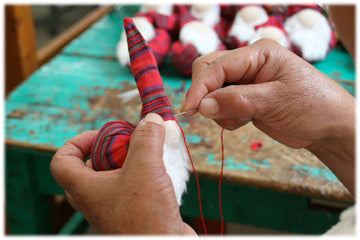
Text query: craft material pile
117 4 337 76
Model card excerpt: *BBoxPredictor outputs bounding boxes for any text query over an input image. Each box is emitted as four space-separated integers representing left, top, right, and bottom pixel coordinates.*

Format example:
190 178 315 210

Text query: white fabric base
163 120 191 206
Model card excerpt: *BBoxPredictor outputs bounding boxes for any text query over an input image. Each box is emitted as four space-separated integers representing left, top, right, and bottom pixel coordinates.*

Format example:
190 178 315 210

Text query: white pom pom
180 21 221 55
191 4 221 28
284 9 331 61
163 120 191 206
228 6 269 43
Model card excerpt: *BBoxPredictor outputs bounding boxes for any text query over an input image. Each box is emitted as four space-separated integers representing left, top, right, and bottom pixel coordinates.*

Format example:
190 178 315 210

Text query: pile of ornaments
117 4 337 76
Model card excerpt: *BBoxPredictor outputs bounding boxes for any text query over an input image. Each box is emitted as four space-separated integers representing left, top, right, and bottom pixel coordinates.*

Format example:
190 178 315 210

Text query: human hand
182 39 355 194
50 113 196 234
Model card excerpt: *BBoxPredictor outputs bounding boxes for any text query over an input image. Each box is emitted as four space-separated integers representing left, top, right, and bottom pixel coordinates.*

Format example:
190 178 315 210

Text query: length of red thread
176 121 207 235
219 119 227 235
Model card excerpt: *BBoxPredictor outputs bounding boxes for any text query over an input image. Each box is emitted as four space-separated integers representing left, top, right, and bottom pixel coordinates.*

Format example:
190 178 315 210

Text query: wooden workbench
5 6 355 235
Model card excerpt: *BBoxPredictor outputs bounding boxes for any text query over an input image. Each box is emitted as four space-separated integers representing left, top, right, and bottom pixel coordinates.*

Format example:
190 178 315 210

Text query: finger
180 51 228 116
182 39 287 113
123 113 166 170
198 82 282 121
85 159 93 169
191 50 228 85
50 130 98 192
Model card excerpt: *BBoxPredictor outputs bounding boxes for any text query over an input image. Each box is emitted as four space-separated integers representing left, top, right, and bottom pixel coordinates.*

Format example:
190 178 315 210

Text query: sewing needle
174 109 198 117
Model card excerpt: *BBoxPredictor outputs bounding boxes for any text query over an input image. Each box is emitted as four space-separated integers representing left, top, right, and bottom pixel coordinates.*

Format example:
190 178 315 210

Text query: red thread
219 119 227 235
176 121 207 235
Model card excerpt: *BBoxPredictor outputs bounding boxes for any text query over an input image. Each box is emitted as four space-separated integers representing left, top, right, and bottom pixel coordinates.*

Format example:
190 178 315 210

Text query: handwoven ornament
169 6 226 76
247 16 291 49
116 16 171 67
92 17 190 205
284 4 337 62
225 5 269 49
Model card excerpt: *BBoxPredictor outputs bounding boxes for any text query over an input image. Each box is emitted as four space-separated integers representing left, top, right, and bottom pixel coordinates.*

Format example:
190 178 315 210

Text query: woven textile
91 17 175 171
91 121 135 170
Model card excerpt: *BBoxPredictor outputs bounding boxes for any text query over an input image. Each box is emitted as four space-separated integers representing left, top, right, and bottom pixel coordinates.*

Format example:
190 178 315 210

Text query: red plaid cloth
287 4 323 17
91 17 175 171
135 11 178 33
169 41 201 76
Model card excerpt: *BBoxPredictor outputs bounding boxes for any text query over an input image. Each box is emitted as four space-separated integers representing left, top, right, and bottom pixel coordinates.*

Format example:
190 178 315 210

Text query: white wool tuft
140 4 173 16
116 17 156 66
284 9 331 62
228 6 268 43
190 4 221 28
248 26 290 49
180 21 221 56
163 120 191 206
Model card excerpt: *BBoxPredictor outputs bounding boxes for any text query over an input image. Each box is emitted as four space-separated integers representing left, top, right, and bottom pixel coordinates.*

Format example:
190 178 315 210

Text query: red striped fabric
91 17 175 171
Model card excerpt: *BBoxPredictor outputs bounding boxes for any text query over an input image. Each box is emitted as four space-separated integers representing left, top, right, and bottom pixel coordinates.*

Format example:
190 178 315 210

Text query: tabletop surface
6 6 355 202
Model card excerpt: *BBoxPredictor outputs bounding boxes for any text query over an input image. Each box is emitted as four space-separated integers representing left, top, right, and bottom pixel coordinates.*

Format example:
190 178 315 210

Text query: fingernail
143 113 164 125
200 98 219 116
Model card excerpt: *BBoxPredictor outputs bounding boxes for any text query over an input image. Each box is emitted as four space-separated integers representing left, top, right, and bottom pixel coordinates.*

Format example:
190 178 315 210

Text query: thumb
198 81 282 121
124 113 166 170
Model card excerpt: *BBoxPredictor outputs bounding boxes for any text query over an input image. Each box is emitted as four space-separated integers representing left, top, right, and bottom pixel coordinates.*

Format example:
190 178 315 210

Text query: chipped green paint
186 135 203 144
247 159 272 169
63 5 140 58
313 46 355 96
207 154 256 172
294 165 339 182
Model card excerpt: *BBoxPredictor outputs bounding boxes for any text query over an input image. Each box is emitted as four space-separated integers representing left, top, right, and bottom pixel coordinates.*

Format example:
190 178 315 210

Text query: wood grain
37 5 113 67
5 5 38 97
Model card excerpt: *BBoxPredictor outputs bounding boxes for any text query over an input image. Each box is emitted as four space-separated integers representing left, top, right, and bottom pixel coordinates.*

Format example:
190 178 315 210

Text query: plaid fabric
220 4 240 21
91 121 135 170
136 11 178 33
213 17 229 41
91 18 175 171
169 42 201 76
287 4 323 17
255 15 284 31
178 6 198 28
134 11 155 25
149 29 171 66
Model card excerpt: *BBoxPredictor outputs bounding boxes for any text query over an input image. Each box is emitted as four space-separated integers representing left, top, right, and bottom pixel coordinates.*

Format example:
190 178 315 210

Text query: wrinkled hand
50 113 196 234
182 39 355 194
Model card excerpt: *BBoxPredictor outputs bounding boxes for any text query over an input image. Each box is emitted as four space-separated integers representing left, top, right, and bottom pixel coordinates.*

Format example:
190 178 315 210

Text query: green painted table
5 6 355 235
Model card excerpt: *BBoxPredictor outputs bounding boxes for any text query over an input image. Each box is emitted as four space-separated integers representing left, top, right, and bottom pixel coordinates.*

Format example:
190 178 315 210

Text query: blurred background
32 6 98 49
5 4 355 236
